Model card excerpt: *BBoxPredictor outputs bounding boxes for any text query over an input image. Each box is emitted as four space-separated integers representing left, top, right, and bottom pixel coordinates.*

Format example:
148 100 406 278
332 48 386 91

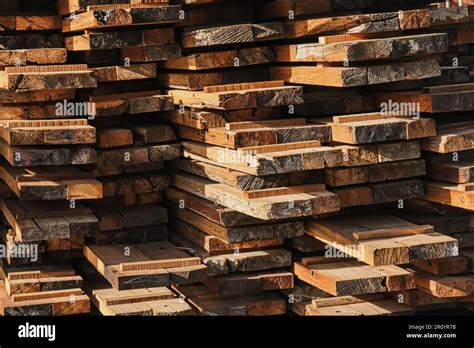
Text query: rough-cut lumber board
412 256 471 276
427 156 474 183
182 140 342 176
97 128 133 148
92 285 193 316
168 85 303 109
324 159 426 187
0 159 103 201
0 199 99 242
83 241 207 290
0 119 96 146
373 89 474 113
413 270 474 298
305 214 458 266
162 47 275 70
119 43 181 62
327 115 436 144
173 1 253 28
0 89 76 105
203 269 294 296
0 15 61 31
173 284 286 316
62 5 183 32
169 203 304 244
171 159 288 190
274 34 448 63
269 59 441 87
65 28 175 50
0 34 63 50
0 142 96 167
203 248 292 276
0 65 97 92
90 90 174 116
179 123 328 149
337 141 421 167
169 219 283 258
172 171 340 220
294 257 415 296
101 172 170 197
57 0 170 15
333 179 425 207
165 186 263 227
424 182 474 211
158 67 268 91
92 63 156 83
95 143 181 176
162 107 280 130
91 203 168 231
305 298 413 316
421 122 474 153
0 48 67 67
182 22 284 48
283 11 401 38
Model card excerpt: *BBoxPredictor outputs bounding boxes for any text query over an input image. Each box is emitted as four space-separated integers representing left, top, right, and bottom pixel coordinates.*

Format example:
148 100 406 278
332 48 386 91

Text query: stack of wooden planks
0 1 101 315
1 0 473 317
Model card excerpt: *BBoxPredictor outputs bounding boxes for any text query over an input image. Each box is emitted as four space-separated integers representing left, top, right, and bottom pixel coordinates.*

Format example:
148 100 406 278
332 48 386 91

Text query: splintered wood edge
3 119 89 128
237 140 322 154
11 289 83 303
87 2 171 10
119 257 201 271
5 64 88 74
225 118 307 131
333 113 400 124
243 184 327 199
203 80 285 93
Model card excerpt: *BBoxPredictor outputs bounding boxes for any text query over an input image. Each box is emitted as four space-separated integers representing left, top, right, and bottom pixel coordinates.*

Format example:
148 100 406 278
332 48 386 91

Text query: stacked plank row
0 0 99 315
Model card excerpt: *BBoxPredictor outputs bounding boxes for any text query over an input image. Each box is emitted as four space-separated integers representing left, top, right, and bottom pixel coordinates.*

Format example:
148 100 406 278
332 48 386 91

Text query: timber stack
0 0 473 316
0 0 98 315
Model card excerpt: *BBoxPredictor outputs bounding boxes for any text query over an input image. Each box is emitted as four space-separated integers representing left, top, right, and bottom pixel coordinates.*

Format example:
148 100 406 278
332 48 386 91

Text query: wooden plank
162 47 275 70
174 284 286 316
203 269 294 296
57 0 170 15
168 203 304 244
182 22 284 48
65 28 175 51
168 86 303 109
294 258 415 296
275 34 448 63
83 241 207 290
425 182 474 210
172 171 340 220
421 122 474 153
181 140 342 176
62 5 182 32
269 59 441 87
305 214 458 266
0 65 97 92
